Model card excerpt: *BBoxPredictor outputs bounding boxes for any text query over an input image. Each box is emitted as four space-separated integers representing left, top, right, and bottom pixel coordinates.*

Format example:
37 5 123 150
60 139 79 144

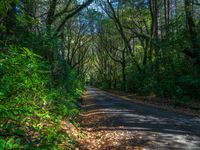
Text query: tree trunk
121 51 126 91
6 2 16 37
24 0 37 32
184 0 200 65
122 63 126 91
149 0 158 62
46 0 57 27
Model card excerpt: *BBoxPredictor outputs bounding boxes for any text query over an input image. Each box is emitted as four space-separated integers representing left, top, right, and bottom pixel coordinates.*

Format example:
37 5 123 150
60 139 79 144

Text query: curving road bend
81 87 200 150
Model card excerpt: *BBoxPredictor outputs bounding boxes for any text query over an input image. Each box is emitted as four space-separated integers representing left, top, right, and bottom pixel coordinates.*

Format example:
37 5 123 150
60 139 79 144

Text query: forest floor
74 87 200 150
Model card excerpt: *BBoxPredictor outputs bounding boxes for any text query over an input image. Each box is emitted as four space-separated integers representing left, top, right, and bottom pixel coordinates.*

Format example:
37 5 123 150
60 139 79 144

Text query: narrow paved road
79 87 200 150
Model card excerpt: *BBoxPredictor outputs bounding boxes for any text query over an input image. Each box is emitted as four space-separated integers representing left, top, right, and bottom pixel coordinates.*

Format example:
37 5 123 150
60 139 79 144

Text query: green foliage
23 29 62 61
0 46 83 149
0 137 21 149
126 28 200 104
127 67 155 96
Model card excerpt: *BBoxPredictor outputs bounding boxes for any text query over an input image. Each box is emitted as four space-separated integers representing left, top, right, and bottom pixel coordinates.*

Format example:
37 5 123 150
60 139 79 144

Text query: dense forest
90 0 200 100
0 0 200 149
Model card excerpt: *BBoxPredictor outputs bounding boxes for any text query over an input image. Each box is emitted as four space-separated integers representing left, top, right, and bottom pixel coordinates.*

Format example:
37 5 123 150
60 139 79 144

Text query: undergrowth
0 46 83 149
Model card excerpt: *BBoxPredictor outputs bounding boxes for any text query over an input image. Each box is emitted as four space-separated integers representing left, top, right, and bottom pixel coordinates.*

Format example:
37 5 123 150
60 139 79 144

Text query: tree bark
6 2 16 36
46 0 58 27
184 0 200 65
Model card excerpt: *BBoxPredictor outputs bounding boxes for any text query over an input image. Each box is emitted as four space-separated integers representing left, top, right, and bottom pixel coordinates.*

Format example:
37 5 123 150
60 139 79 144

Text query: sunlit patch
76 88 200 149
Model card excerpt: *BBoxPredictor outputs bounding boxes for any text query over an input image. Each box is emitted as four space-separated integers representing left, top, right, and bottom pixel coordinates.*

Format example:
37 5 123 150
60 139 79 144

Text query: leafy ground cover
0 46 83 149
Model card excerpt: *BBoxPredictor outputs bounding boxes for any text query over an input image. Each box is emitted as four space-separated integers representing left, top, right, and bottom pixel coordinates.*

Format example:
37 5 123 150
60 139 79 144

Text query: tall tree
184 0 200 65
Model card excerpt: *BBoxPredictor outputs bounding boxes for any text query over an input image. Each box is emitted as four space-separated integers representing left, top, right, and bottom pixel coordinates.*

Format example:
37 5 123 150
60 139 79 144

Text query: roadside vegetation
0 0 92 149
0 46 83 149
89 0 200 108
0 0 200 149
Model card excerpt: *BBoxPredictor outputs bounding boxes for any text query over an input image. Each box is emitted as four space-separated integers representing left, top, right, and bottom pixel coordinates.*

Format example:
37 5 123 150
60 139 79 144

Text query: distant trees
89 0 200 103
1 1 200 147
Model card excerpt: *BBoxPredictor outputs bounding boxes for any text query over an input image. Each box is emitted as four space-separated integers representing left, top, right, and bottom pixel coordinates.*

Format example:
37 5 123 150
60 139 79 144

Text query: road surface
79 87 200 150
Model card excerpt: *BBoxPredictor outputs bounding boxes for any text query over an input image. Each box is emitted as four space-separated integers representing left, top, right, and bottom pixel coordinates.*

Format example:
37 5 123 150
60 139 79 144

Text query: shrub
0 46 83 149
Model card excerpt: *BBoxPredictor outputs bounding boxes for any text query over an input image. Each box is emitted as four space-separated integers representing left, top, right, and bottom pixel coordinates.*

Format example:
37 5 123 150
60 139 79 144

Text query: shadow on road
77 87 200 149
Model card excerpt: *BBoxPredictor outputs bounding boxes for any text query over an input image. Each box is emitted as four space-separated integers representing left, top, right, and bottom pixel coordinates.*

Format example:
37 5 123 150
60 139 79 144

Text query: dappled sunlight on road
76 87 200 149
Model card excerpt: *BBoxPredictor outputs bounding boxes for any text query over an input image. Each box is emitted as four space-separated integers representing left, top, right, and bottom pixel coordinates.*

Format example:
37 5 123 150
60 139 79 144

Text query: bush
126 44 200 105
0 46 83 149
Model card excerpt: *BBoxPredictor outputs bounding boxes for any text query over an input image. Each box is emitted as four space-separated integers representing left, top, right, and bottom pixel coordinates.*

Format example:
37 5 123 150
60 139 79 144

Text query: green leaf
5 138 15 149
0 139 6 150
0 92 4 96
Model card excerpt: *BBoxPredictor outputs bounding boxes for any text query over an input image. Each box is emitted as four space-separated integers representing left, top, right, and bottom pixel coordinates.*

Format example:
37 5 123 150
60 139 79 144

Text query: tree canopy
0 0 200 149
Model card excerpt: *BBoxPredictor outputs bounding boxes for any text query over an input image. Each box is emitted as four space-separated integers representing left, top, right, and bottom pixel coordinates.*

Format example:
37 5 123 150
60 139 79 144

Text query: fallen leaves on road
73 95 155 150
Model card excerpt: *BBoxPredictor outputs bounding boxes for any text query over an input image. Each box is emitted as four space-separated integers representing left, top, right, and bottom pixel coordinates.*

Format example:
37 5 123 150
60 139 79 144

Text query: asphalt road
82 87 200 150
